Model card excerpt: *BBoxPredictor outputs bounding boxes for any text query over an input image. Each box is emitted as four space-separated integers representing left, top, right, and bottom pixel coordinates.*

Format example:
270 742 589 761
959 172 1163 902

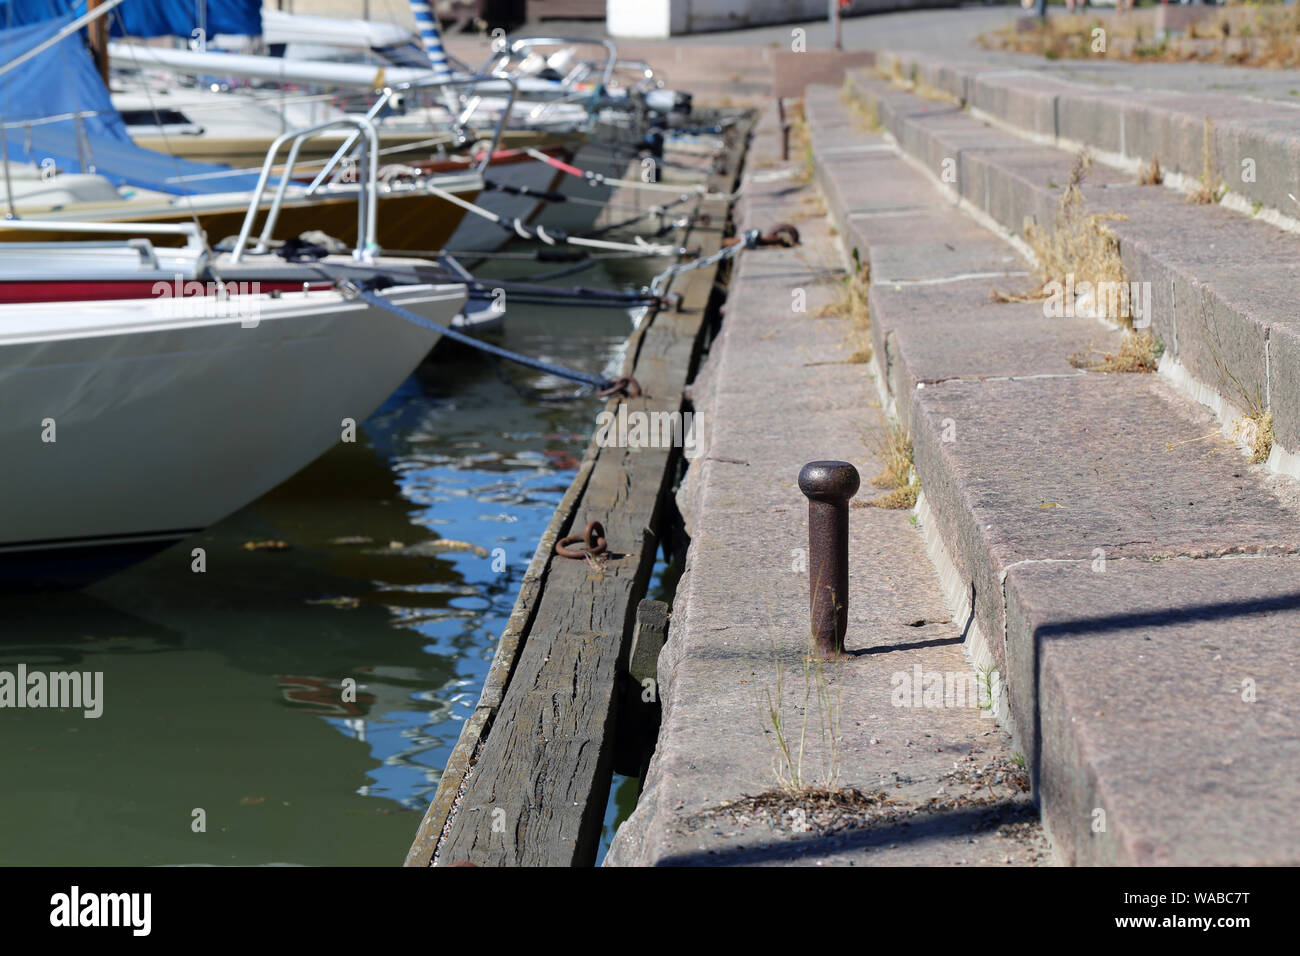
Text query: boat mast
408 1 461 120
0 0 129 79
87 0 110 86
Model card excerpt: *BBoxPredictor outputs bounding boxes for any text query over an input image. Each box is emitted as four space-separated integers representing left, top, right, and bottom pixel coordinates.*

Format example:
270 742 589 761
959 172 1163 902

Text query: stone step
866 51 1300 225
838 71 1300 473
807 84 1300 865
607 100 1051 868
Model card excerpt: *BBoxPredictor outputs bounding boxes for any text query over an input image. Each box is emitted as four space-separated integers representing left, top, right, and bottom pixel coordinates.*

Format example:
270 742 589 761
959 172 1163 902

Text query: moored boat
0 13 486 252
0 220 467 588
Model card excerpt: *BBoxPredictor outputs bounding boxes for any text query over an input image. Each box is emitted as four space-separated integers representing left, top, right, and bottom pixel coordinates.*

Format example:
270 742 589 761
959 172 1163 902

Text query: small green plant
976 665 998 714
761 636 842 793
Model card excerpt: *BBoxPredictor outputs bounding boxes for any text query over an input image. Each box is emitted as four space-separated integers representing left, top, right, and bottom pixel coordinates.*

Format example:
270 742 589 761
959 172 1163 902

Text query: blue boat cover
1 15 269 195
0 0 262 38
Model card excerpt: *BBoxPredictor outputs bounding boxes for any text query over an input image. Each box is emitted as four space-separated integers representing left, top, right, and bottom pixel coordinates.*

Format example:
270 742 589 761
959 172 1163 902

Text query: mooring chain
596 377 642 398
555 520 608 559
646 227 763 298
721 222 800 249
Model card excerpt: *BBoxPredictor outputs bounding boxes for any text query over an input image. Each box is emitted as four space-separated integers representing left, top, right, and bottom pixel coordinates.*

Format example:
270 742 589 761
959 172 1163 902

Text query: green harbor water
0 253 657 866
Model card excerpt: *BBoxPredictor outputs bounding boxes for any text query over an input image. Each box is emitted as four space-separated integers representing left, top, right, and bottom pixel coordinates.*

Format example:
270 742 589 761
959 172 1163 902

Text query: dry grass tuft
866 484 920 510
977 12 1108 60
1187 117 1225 205
1026 152 1123 292
798 194 828 219
1235 411 1275 464
1068 329 1162 374
1201 319 1275 464
860 421 918 509
880 58 908 87
816 250 872 362
1138 156 1164 186
840 81 882 132
979 7 1300 70
994 151 1132 326
878 59 953 102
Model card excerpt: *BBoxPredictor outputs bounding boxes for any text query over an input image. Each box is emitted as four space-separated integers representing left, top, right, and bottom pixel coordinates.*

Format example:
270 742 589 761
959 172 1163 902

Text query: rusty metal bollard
798 460 860 658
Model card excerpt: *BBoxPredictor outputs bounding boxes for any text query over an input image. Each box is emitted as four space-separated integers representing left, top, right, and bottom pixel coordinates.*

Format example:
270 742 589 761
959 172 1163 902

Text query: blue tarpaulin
0 0 262 38
1 15 268 195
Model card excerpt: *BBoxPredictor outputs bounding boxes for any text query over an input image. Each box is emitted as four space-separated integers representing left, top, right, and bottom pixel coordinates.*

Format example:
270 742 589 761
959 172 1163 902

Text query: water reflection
0 257 639 865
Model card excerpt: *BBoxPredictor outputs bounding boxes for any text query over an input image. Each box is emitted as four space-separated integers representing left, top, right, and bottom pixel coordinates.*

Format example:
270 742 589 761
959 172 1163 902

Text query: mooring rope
576 191 696 240
522 148 737 203
347 281 638 396
420 179 683 255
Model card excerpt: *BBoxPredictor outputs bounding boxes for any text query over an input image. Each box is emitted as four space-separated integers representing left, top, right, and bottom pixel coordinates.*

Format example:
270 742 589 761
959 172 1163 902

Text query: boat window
120 109 193 127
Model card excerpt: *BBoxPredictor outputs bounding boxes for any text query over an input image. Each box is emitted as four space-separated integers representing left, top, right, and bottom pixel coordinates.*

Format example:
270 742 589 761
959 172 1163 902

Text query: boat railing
483 36 619 92
307 72 518 193
230 117 381 265
613 60 665 96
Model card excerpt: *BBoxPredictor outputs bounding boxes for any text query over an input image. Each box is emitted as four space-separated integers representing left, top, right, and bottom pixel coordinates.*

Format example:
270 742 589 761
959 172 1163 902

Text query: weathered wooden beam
406 113 755 867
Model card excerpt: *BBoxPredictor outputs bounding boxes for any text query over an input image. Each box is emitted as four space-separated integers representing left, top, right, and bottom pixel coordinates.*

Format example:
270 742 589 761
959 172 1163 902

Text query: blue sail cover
0 15 268 195
0 1 262 38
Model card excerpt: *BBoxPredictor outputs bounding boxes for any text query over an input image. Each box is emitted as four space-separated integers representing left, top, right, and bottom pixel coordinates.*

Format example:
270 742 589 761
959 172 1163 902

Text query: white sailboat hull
0 283 464 575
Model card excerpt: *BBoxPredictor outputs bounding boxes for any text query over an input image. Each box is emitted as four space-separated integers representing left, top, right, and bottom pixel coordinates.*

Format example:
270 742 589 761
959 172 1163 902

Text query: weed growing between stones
1240 411 1276 464
1188 118 1226 205
684 755 1044 860
761 635 842 794
1201 320 1275 464
840 80 881 133
993 151 1131 323
1069 328 1163 373
861 421 919 509
1027 152 1127 306
798 194 828 219
877 58 953 103
814 247 872 363
994 150 1157 372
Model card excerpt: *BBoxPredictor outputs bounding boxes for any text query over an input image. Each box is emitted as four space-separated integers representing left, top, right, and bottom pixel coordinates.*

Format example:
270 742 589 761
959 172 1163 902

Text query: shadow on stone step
655 800 1038 867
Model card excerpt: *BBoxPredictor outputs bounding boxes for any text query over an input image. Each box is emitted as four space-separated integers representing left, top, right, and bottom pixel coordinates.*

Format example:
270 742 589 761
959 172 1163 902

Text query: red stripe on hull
0 280 334 305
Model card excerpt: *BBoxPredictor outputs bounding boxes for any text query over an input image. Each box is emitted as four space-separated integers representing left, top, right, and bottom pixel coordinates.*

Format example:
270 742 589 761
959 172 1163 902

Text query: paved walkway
541 5 1300 103
605 101 1050 867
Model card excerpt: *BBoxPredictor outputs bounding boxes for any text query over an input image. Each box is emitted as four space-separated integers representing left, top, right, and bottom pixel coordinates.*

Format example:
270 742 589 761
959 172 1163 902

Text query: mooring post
798 460 860 657
777 97 790 162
